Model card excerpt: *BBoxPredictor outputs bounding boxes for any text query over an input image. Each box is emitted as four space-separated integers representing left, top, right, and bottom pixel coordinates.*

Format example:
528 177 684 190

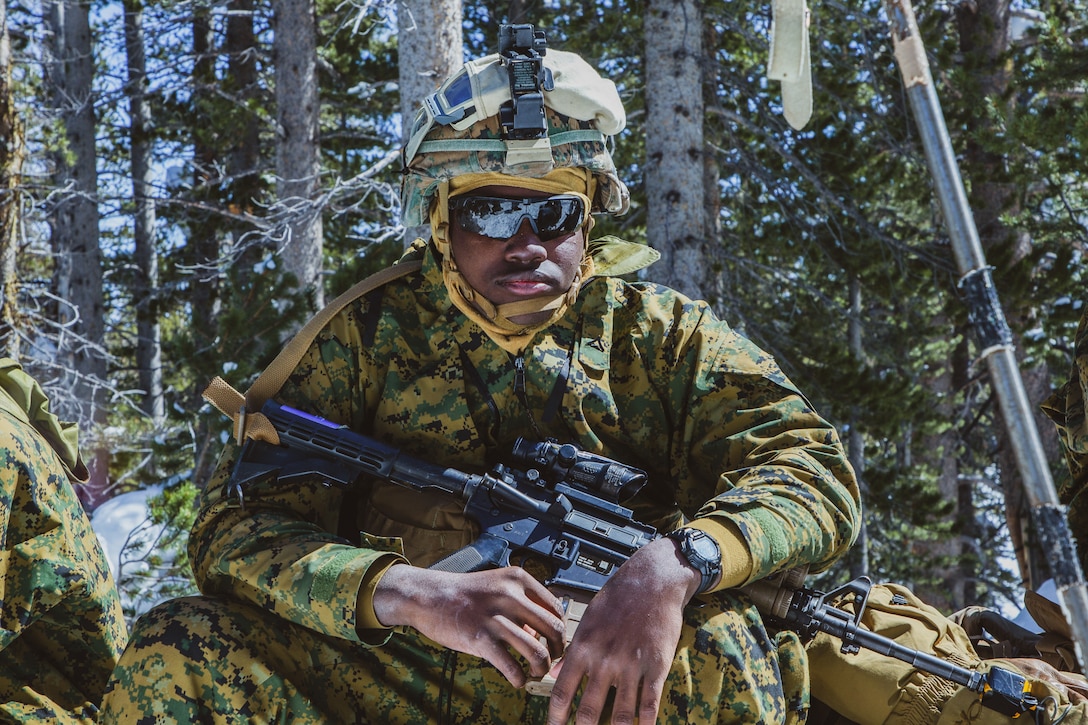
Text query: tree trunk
45 0 108 508
189 4 224 488
506 0 530 23
1 0 25 359
848 276 870 579
701 20 724 310
225 0 262 260
397 0 462 246
644 0 707 301
123 0 164 427
916 342 967 612
954 0 1059 591
272 0 323 312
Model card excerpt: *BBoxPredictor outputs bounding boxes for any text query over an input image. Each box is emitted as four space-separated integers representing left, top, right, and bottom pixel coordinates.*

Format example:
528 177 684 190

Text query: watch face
690 533 720 563
671 529 718 567
670 529 721 594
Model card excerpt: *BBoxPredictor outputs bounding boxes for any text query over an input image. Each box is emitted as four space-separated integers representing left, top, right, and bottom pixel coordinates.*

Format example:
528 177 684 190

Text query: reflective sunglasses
449 195 588 241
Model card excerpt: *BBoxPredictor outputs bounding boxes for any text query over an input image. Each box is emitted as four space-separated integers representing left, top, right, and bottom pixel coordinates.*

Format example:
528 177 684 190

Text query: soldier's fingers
546 659 580 725
496 619 554 678
512 568 565 617
484 647 528 688
609 679 639 725
571 675 608 725
517 605 565 658
637 676 664 725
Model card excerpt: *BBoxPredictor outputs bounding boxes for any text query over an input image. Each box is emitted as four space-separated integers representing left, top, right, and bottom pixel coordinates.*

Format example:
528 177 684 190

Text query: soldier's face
449 185 586 320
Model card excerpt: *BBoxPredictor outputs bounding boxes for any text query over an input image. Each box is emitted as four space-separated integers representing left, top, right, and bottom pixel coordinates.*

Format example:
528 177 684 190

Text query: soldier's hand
372 564 566 687
546 537 701 725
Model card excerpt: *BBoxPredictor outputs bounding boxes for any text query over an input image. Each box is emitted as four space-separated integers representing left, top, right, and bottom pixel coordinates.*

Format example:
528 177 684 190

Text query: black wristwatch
666 527 722 595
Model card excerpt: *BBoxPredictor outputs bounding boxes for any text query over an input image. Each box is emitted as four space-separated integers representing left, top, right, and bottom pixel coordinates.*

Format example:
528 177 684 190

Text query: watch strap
667 527 722 595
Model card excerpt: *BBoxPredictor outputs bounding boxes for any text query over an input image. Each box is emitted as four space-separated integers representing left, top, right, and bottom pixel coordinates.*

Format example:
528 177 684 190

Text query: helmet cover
401 49 630 227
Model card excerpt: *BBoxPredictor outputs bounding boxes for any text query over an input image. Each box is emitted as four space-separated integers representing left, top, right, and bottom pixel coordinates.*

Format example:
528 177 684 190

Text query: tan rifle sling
201 260 423 446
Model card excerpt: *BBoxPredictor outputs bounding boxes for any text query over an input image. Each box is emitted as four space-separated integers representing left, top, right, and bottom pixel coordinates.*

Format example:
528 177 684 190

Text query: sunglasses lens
455 198 516 238
452 196 586 240
536 198 583 236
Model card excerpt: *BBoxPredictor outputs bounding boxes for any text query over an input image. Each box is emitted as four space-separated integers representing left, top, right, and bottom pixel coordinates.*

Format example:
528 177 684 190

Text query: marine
0 358 127 723
100 27 860 724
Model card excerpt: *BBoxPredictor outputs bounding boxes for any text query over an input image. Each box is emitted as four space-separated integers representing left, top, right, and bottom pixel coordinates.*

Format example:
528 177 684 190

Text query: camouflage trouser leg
674 593 808 724
99 591 805 724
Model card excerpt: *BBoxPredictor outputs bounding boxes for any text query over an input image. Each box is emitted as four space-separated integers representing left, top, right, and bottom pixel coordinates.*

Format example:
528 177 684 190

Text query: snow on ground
1010 578 1057 634
92 484 165 580
90 483 195 620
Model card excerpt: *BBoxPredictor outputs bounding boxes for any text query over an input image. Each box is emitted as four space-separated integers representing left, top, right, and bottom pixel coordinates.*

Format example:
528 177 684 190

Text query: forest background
1 0 1085 623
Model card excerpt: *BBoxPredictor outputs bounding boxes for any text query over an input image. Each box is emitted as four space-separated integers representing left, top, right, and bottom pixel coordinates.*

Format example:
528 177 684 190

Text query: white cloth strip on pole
768 0 813 130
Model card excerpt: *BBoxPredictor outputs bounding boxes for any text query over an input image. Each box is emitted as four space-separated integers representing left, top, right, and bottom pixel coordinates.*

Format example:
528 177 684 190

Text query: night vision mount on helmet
400 24 630 227
496 24 551 141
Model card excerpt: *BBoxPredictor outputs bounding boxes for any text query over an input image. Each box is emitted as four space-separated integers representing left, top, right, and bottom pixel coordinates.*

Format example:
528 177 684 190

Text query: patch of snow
92 484 165 580
1009 578 1057 634
90 483 195 622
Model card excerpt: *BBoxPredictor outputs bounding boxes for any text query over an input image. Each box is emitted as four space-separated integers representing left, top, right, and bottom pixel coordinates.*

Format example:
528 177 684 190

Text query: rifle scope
510 438 648 503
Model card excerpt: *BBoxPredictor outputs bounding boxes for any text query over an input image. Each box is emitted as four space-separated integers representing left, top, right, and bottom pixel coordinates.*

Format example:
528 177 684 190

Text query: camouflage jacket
191 239 861 644
0 359 128 723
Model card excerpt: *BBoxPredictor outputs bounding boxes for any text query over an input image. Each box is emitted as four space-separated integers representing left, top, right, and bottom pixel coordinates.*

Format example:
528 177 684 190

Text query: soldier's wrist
666 527 722 595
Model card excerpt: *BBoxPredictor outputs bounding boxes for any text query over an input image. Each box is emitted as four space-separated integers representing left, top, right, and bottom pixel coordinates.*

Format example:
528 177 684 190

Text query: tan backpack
804 582 1087 725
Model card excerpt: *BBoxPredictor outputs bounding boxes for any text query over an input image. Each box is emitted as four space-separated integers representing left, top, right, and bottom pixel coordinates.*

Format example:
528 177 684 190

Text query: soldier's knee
126 595 226 647
667 594 796 723
102 596 259 722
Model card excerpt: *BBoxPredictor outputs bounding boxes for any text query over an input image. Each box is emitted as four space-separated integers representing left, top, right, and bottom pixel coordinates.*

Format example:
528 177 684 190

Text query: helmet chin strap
495 295 566 320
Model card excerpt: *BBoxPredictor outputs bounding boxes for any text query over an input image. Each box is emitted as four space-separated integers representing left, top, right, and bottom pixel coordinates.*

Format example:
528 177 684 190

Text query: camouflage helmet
400 47 631 227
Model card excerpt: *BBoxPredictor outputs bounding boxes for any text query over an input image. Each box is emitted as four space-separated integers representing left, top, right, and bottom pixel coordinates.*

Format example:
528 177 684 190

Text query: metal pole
882 0 1088 665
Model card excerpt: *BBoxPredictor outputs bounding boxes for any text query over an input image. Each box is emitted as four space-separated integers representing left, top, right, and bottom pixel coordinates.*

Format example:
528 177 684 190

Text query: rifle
233 401 1042 714
745 571 1040 718
230 400 657 595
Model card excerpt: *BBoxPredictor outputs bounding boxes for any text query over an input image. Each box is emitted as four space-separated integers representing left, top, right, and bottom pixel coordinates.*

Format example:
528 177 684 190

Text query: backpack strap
202 259 423 445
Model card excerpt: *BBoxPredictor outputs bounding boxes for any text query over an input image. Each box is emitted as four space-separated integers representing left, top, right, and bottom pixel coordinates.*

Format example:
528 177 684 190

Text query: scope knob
557 444 578 467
